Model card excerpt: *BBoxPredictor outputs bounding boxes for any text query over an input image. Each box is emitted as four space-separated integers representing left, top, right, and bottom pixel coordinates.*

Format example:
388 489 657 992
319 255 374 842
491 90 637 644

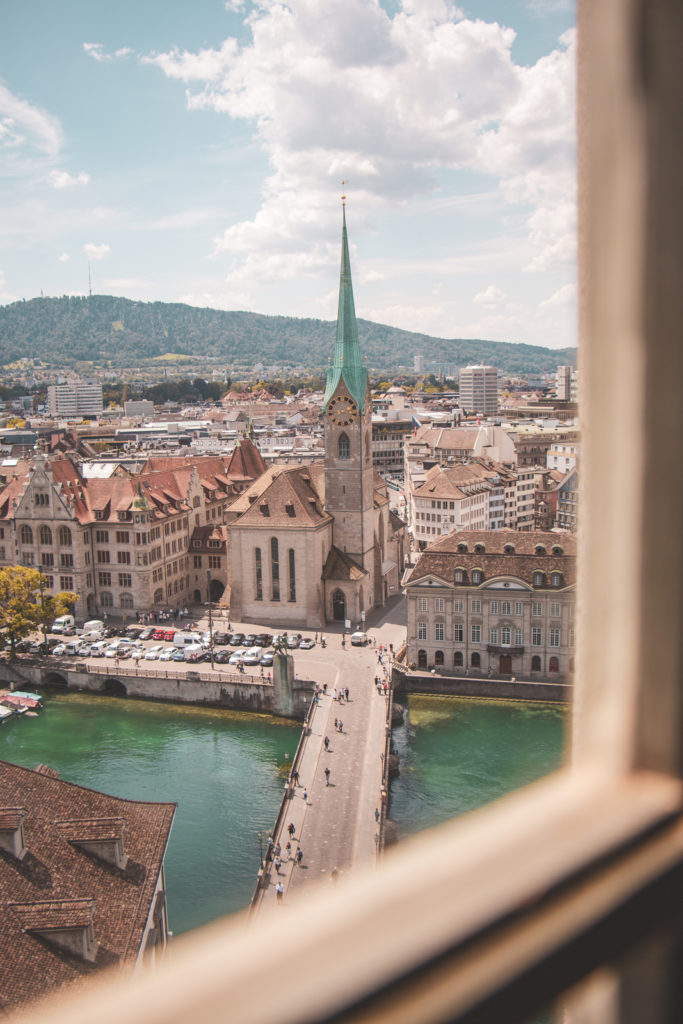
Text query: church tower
323 201 375 574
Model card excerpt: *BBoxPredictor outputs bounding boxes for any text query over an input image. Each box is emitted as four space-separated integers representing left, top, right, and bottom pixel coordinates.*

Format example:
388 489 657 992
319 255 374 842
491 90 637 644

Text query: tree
0 566 79 660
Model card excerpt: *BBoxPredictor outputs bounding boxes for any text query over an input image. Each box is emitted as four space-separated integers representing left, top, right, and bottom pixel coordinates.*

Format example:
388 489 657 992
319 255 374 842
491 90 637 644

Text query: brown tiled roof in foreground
0 760 175 1012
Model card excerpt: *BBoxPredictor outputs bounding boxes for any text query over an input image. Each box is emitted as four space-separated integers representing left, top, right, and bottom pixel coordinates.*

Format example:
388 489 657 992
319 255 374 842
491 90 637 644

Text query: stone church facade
228 207 405 628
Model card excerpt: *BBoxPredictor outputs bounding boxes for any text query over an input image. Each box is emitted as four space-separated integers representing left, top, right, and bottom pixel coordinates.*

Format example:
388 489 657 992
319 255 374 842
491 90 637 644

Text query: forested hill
0 295 575 374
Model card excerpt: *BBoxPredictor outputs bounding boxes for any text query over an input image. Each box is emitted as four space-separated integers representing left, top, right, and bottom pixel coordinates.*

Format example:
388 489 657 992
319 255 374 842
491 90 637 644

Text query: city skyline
1 0 576 350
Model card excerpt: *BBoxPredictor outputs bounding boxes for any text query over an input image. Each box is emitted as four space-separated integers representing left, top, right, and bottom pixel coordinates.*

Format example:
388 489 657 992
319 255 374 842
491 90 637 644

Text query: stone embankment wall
0 659 314 719
392 666 570 703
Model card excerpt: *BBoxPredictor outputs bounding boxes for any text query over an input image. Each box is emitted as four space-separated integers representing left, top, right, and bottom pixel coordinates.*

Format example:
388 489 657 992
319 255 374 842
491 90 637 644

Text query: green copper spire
322 203 368 412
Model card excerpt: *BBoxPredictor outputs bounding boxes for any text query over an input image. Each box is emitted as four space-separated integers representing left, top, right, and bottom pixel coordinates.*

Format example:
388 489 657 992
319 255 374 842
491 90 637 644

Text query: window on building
288 549 296 603
533 571 546 587
471 569 483 584
531 655 542 672
39 525 52 546
435 622 445 642
551 572 563 587
471 599 481 614
471 623 481 643
100 591 113 607
98 571 111 587
271 537 280 601
41 552 54 567
154 588 163 604
490 628 499 644
118 550 131 564
532 601 542 617
501 626 511 646
209 555 221 570
59 575 73 591
60 526 74 550
21 552 34 565
514 629 523 646
194 555 202 569
454 623 463 642
550 602 561 619
515 602 523 616
95 529 109 544
417 621 427 641
417 597 428 612
454 599 464 613
548 656 560 673
490 600 498 614
120 593 134 609
502 601 511 615
34 492 49 506
454 568 465 583
59 553 73 568
116 531 130 544
255 547 263 601
471 652 480 668
569 628 575 647
20 524 33 545
532 627 542 646
338 433 350 460
96 550 110 563
549 628 561 648
118 573 132 588
454 651 463 667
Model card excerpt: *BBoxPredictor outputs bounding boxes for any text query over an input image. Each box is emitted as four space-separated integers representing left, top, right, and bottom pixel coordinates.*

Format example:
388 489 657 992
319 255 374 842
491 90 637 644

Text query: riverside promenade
253 598 406 912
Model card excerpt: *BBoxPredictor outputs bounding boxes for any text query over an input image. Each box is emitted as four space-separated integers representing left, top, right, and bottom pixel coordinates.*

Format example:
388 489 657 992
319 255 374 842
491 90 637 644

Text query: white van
83 619 105 635
63 639 83 656
52 615 75 634
173 631 202 648
80 629 104 643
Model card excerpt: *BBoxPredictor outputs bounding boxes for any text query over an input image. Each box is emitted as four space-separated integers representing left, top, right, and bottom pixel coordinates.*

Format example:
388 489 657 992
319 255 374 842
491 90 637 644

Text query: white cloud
140 0 576 294
84 242 110 260
0 83 62 174
540 282 576 308
83 43 133 62
474 284 508 307
48 169 90 189
57 252 70 262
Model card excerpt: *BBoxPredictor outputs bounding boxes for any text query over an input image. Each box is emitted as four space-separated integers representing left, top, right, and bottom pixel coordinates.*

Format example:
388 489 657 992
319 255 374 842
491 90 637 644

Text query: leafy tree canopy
0 566 78 659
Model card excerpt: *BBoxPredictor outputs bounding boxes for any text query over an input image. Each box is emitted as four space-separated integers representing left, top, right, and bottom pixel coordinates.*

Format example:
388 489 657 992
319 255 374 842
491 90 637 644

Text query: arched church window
271 537 280 601
338 433 350 460
254 547 263 601
39 525 52 546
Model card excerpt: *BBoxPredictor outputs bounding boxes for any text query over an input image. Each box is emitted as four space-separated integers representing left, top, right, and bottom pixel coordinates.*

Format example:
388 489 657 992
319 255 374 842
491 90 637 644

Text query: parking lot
7 620 337 679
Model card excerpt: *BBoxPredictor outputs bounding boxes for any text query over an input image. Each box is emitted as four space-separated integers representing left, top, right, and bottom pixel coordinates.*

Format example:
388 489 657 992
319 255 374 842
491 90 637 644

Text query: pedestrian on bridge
324 735 330 750
276 882 284 902
288 822 295 838
296 848 303 865
324 766 331 786
345 687 350 701
338 720 343 733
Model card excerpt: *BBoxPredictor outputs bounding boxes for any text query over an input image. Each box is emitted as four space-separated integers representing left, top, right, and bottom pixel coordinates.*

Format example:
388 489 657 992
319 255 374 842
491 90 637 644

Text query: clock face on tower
327 395 358 426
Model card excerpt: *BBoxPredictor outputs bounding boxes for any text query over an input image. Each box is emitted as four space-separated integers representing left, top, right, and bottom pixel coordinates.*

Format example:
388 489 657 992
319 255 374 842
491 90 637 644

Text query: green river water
0 690 566 937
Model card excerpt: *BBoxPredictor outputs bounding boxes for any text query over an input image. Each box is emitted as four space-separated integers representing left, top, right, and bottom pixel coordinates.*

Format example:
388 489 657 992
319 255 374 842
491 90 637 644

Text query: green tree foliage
0 295 577 375
0 566 78 659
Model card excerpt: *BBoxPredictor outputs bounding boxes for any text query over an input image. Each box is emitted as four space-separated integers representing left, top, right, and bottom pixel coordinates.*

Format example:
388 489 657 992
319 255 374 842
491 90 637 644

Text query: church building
227 205 405 628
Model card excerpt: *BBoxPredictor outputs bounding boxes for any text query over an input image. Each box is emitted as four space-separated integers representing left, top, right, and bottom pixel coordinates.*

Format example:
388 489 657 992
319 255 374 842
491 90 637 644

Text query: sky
0 0 576 350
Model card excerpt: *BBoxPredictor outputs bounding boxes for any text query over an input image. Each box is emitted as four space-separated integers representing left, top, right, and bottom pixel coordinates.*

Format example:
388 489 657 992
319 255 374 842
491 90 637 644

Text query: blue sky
0 0 576 350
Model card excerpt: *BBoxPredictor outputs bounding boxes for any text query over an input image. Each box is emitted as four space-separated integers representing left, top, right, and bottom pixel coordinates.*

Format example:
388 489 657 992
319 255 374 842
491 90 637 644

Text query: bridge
251 599 407 912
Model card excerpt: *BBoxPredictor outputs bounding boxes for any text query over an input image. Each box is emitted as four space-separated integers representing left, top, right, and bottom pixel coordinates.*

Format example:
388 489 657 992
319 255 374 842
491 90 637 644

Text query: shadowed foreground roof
0 760 175 1012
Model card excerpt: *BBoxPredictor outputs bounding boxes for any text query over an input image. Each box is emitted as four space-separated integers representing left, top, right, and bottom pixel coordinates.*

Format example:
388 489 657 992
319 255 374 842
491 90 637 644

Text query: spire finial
341 180 346 207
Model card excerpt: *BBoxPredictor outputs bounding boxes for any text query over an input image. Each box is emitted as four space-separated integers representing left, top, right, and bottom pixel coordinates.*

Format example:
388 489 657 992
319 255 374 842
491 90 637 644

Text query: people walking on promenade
375 808 380 823
324 736 330 750
288 822 295 839
345 687 350 701
296 848 303 865
324 767 331 786
292 769 299 786
303 789 308 802
334 717 338 730
276 882 284 902
338 720 343 733
274 857 281 874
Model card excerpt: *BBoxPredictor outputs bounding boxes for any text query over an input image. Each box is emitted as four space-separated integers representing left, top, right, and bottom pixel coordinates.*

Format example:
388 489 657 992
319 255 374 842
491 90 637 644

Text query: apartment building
47 380 104 419
458 365 499 417
403 529 576 681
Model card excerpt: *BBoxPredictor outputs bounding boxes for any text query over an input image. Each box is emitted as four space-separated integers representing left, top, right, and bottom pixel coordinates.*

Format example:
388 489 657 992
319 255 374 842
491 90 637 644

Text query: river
1 690 565 937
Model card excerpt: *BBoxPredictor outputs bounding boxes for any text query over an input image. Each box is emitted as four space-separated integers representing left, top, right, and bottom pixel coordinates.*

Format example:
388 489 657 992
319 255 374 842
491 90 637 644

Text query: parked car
260 650 274 666
77 644 92 657
159 648 175 661
144 645 164 660
243 634 259 647
152 629 167 641
228 633 245 646
130 647 145 661
213 632 230 646
286 634 302 649
51 615 75 634
229 649 246 665
242 647 262 665
28 640 49 656
214 649 232 664
350 631 369 646
255 633 273 647
299 638 315 649
171 648 186 662
51 643 67 655
104 646 120 658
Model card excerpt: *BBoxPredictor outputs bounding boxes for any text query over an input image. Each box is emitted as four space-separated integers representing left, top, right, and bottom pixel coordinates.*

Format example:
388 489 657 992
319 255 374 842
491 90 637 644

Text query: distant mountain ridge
0 295 576 374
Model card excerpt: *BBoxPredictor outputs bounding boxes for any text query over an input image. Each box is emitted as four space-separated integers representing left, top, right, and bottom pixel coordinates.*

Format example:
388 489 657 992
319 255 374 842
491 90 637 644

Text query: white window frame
417 621 427 641
435 622 445 642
